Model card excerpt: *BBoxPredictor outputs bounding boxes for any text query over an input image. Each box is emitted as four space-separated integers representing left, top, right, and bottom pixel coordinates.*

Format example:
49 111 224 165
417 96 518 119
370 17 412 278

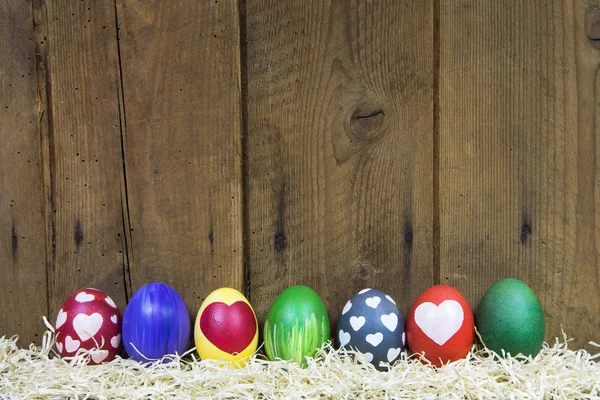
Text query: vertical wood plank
116 1 244 310
439 0 600 348
34 0 129 319
246 1 434 324
0 0 47 345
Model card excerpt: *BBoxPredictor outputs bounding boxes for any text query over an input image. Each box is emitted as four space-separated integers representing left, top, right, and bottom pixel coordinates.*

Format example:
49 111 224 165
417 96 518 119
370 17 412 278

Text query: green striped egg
264 286 330 366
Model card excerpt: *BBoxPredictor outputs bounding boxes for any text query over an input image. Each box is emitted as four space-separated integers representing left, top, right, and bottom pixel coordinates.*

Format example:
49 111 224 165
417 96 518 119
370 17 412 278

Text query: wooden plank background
0 0 47 345
1 0 599 351
245 0 434 326
116 0 244 318
440 0 600 351
33 0 129 331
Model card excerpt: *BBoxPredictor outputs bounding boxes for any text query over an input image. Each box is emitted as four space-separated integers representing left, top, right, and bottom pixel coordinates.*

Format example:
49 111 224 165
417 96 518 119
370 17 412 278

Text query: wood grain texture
34 0 129 320
245 1 434 324
439 0 600 348
0 0 47 345
116 1 244 311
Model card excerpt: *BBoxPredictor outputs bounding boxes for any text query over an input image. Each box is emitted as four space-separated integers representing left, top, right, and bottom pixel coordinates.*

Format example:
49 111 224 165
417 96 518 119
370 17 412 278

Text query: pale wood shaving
0 319 599 399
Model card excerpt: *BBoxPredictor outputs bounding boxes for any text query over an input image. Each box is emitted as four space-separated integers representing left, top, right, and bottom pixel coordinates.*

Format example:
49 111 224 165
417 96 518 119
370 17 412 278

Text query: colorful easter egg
336 288 405 370
476 278 545 358
406 285 474 367
194 288 258 366
122 282 191 362
264 285 330 366
55 288 122 364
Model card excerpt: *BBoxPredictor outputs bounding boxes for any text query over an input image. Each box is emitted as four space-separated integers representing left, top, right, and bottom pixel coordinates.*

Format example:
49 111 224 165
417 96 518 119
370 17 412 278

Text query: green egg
263 285 330 366
476 278 545 358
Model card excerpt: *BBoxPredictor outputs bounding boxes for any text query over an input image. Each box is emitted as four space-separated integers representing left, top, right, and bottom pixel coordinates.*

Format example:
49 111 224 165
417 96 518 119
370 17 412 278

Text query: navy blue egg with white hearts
336 288 405 370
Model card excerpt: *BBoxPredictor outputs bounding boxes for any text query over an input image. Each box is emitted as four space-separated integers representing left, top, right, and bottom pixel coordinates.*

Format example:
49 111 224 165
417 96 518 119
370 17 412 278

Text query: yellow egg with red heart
194 288 258 366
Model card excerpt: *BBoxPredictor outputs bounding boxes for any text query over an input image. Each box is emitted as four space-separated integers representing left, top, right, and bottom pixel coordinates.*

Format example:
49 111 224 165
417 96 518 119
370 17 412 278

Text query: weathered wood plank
116 1 244 310
439 0 600 348
246 1 435 325
0 0 47 345
34 0 129 320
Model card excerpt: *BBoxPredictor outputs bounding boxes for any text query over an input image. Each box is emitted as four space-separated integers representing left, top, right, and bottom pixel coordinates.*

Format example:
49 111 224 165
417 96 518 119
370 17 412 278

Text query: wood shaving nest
1 319 599 399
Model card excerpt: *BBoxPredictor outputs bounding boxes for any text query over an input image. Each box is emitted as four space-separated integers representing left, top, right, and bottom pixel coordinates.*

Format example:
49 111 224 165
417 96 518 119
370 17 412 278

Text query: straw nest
1 319 599 399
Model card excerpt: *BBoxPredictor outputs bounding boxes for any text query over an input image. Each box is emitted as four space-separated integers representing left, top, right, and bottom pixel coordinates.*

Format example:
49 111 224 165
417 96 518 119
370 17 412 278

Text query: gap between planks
433 0 441 285
113 0 133 302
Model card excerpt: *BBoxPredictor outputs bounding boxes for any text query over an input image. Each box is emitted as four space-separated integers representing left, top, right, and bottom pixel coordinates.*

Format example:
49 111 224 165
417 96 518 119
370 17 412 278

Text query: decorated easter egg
476 278 545 358
406 285 474 367
55 288 122 364
264 285 330 366
336 288 405 370
194 288 258 365
122 282 191 362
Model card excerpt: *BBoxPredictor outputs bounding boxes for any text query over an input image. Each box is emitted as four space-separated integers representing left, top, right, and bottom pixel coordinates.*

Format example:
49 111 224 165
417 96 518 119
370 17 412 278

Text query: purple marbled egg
122 282 191 362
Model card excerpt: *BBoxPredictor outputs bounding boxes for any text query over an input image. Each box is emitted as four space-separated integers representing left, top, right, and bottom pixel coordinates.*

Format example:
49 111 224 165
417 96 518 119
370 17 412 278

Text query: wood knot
520 224 531 243
404 220 413 247
11 224 18 261
347 104 386 141
274 233 286 251
355 263 372 280
331 99 388 165
588 6 600 50
74 219 84 249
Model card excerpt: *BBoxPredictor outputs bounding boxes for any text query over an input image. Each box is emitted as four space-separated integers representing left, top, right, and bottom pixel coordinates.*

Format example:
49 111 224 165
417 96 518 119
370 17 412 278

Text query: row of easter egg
54 283 255 364
339 279 545 369
54 278 545 369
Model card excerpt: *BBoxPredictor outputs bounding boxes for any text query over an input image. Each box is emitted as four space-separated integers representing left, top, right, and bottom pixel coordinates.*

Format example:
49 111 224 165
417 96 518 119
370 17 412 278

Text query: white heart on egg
338 330 351 347
75 291 95 303
349 316 366 331
366 332 383 347
73 313 103 342
414 300 464 346
91 350 109 364
357 351 373 364
380 313 398 332
56 309 67 329
387 347 401 363
56 341 64 354
358 288 371 294
342 301 352 315
111 334 121 349
110 314 117 324
105 297 117 308
365 296 381 308
65 336 81 353
385 295 396 305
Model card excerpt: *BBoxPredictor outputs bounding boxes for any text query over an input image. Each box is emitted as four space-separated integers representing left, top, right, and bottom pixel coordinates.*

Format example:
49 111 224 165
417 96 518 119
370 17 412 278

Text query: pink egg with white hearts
55 288 122 364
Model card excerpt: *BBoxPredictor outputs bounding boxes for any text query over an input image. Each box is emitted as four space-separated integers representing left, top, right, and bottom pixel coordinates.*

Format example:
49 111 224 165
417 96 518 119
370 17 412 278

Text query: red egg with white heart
406 285 474 367
55 288 122 364
194 287 258 366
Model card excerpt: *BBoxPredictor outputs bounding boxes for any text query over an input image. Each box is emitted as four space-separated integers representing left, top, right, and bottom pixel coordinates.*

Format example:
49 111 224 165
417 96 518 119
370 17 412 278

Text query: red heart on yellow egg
200 301 257 354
